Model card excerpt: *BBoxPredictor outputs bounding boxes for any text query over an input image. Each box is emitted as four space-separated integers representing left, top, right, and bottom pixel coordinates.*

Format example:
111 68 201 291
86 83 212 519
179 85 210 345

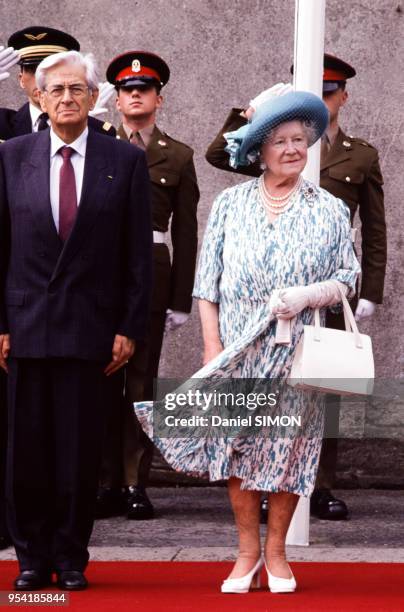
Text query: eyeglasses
44 85 89 99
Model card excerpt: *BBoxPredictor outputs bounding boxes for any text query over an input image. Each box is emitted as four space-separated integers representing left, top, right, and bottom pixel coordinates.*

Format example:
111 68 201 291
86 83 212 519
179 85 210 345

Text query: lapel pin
158 140 167 147
107 175 114 179
342 140 351 148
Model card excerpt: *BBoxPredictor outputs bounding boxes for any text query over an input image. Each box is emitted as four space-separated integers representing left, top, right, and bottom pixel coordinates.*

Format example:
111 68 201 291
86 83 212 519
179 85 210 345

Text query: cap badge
158 140 167 147
132 59 141 73
24 32 47 41
342 140 351 148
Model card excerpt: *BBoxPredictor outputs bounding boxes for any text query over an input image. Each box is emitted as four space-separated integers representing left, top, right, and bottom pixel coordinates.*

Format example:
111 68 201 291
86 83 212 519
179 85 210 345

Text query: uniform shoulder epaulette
102 121 113 132
162 131 193 152
347 135 377 150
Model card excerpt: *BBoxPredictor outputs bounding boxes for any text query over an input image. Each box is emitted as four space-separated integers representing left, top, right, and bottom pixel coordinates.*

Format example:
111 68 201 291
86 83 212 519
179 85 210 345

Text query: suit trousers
6 357 113 572
100 308 166 488
0 370 7 537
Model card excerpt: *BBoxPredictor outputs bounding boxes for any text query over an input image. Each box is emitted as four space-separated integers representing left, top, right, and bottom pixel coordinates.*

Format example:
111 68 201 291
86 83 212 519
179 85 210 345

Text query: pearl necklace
258 174 302 215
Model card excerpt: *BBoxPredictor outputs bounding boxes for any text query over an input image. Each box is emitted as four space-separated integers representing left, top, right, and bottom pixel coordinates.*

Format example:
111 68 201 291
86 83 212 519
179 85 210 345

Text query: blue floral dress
134 178 360 496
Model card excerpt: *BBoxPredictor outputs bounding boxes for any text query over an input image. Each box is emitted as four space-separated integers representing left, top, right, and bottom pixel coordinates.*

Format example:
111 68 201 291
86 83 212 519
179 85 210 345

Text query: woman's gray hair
36 51 99 92
263 119 318 147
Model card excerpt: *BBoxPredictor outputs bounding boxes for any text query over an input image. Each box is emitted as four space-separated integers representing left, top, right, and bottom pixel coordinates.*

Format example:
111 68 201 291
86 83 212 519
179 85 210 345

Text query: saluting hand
0 46 19 82
104 334 135 376
0 334 10 372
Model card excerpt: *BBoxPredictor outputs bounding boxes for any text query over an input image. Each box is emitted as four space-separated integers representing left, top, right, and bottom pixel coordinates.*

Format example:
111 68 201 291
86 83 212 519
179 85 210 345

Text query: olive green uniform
101 124 199 487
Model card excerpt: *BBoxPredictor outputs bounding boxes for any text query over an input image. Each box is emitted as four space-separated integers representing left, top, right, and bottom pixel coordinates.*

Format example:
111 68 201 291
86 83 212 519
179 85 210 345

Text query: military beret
8 26 80 66
106 51 170 89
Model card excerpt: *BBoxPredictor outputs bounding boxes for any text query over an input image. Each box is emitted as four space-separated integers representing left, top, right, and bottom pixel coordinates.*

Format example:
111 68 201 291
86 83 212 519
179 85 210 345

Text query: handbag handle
313 283 363 349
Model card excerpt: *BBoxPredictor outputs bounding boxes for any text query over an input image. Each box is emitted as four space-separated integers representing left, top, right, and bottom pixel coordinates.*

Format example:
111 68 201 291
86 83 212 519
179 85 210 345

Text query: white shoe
221 557 264 594
265 562 297 593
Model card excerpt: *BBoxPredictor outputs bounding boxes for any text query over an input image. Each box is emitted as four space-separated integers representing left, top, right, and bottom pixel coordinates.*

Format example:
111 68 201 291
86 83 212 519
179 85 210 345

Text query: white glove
0 46 19 82
355 298 376 322
165 309 189 332
89 81 115 117
271 280 348 320
249 82 293 111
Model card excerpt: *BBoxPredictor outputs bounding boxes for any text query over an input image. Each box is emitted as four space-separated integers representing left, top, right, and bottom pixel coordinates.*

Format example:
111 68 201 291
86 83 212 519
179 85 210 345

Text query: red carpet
0 561 403 611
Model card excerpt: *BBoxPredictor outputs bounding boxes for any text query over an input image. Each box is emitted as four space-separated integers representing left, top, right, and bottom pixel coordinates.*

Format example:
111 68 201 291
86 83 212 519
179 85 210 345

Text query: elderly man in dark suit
0 50 152 591
0 26 116 554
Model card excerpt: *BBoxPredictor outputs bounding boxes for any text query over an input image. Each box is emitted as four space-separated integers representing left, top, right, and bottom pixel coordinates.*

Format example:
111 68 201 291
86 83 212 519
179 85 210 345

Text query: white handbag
288 288 374 396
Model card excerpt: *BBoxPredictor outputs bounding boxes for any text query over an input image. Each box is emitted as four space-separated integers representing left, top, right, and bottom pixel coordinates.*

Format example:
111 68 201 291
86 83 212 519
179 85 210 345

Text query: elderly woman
135 89 360 594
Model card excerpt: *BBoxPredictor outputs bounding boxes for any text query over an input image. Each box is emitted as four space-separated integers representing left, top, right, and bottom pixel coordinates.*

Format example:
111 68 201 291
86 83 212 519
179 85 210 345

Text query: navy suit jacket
0 127 152 361
0 102 116 140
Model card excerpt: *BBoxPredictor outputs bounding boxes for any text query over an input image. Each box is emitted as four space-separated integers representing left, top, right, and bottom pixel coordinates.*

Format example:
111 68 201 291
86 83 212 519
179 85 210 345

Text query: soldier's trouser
315 395 340 489
315 299 359 490
100 309 166 488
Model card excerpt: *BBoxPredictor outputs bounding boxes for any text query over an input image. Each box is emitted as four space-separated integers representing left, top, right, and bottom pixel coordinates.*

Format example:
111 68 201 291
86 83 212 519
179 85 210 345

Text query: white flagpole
286 0 326 547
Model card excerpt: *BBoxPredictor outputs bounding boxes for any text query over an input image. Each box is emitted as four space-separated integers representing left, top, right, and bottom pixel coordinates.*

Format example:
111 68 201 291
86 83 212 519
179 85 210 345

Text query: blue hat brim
225 91 329 168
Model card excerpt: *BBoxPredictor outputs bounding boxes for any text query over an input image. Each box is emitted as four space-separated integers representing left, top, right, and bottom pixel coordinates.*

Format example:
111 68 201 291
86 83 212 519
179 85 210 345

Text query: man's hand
165 309 189 332
0 334 10 372
89 82 115 117
355 298 376 322
104 334 135 376
0 46 19 82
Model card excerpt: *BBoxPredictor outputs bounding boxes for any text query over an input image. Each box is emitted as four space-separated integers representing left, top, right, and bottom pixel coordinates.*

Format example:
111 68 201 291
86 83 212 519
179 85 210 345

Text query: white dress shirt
49 127 88 232
29 103 46 132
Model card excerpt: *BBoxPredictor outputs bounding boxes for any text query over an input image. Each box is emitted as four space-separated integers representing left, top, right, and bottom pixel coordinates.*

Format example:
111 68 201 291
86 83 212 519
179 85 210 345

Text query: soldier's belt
153 231 167 243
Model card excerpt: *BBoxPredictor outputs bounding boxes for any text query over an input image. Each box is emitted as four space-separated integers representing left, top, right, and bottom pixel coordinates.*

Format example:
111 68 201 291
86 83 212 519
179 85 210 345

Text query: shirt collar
29 103 43 128
50 126 89 158
122 122 155 148
325 124 339 147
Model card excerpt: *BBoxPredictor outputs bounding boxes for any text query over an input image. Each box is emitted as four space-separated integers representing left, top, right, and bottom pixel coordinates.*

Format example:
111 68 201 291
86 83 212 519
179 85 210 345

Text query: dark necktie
37 112 49 131
58 146 77 242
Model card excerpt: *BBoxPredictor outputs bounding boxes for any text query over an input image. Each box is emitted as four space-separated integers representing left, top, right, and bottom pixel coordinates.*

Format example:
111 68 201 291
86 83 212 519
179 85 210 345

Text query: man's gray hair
36 51 99 92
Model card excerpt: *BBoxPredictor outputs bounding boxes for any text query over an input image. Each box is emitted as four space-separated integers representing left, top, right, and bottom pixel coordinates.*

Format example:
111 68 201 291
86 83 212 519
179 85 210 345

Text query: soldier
205 53 387 521
96 51 199 520
0 26 115 139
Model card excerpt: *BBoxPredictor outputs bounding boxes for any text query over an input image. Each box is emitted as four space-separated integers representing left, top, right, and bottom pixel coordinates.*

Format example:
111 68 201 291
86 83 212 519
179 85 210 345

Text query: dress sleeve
192 188 231 303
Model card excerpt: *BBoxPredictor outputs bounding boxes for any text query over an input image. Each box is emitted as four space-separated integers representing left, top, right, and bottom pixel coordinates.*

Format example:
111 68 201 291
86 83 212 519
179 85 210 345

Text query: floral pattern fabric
134 178 360 496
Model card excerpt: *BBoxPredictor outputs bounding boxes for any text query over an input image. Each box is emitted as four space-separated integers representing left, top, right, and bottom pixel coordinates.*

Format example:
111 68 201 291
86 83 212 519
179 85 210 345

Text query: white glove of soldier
354 298 376 322
249 82 293 112
165 309 190 332
0 46 19 82
89 81 115 117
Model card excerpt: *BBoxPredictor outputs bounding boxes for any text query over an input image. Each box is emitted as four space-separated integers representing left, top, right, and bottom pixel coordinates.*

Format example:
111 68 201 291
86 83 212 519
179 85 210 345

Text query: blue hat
224 91 329 168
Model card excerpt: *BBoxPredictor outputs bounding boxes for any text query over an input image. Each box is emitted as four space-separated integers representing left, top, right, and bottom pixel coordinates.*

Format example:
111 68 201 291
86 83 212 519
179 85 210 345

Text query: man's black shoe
14 570 52 591
126 485 154 520
56 570 88 591
260 497 269 524
310 488 348 520
94 487 125 519
0 532 12 550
